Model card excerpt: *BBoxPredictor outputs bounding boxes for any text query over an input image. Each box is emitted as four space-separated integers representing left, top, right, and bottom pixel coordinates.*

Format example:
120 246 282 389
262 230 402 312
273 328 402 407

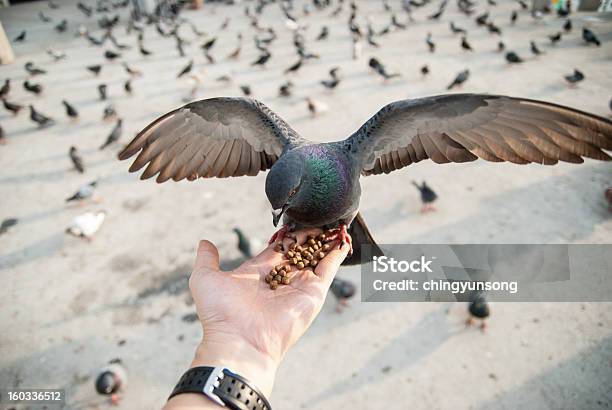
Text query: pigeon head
265 151 306 227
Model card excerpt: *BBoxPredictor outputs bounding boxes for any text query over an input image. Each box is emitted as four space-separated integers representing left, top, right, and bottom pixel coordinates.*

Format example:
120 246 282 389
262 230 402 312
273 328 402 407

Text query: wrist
191 333 279 398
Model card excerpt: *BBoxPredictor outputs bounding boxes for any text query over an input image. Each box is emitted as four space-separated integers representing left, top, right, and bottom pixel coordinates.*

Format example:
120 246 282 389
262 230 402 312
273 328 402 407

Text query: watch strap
169 366 271 410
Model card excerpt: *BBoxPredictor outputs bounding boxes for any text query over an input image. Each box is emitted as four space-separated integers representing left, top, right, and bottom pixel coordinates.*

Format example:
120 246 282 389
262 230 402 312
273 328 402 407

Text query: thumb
194 240 220 271
315 241 350 286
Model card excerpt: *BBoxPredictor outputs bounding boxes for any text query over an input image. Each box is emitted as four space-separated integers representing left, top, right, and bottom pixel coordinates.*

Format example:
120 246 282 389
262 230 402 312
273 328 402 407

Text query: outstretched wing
345 94 612 175
118 97 306 182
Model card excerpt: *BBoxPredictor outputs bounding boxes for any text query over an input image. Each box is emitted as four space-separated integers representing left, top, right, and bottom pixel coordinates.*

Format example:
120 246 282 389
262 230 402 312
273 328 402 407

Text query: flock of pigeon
1 0 610 336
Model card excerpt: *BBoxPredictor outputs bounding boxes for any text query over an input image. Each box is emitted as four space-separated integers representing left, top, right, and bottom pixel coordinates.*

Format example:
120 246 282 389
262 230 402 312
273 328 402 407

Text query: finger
287 227 323 247
314 239 350 286
194 240 220 271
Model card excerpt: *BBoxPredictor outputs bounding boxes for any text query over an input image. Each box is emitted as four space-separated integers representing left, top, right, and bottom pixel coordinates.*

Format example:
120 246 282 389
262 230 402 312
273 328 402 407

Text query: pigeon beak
272 204 288 227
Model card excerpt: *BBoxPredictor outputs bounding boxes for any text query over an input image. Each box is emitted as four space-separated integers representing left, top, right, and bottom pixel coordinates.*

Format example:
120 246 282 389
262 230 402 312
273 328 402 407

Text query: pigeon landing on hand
412 181 438 213
330 277 356 312
118 95 612 265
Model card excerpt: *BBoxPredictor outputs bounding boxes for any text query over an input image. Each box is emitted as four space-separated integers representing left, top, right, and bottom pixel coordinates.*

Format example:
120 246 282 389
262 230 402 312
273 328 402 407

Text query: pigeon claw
327 224 353 256
268 224 290 245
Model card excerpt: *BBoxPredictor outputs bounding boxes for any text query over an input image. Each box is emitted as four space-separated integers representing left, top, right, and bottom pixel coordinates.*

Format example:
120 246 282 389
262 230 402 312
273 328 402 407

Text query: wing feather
347 94 611 175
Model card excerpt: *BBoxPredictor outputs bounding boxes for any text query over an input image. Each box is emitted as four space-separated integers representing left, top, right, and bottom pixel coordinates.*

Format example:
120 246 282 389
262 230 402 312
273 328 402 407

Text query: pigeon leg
465 316 474 327
326 223 353 255
480 320 488 333
268 224 290 245
336 298 349 313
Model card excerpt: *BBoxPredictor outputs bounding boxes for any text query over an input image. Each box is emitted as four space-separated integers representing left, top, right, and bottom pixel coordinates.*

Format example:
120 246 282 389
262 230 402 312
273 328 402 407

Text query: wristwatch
168 366 272 410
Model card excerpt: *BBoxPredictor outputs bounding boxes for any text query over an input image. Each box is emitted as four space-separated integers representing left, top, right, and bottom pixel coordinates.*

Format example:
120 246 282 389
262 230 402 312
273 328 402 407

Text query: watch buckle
203 366 227 407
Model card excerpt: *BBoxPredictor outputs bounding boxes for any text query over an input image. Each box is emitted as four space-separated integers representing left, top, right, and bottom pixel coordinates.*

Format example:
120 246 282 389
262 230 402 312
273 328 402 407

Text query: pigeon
450 22 466 34
284 59 303 74
66 180 98 203
3 99 23 116
69 146 85 173
563 19 572 33
420 64 429 76
505 51 523 64
104 50 121 60
39 11 52 22
564 69 584 85
467 291 489 331
25 62 46 76
240 85 252 96
321 67 341 89
306 97 328 117
0 218 18 235
201 37 217 53
518 0 528 9
121 78 132 95
47 48 66 61
447 69 470 90
123 63 142 78
13 30 26 42
62 100 79 119
98 84 107 100
67 211 106 240
279 81 294 97
476 12 489 26
461 37 473 51
55 19 67 33
0 79 9 98
412 180 438 212
582 28 601 46
233 227 253 258
368 57 400 80
77 1 93 17
330 277 356 312
100 119 122 150
426 32 435 52
549 32 562 45
391 14 407 29
29 105 55 128
23 80 43 95
177 60 193 78
530 41 543 55
103 105 117 121
498 41 505 52
316 26 329 41
87 65 102 76
118 96 612 264
139 44 153 56
487 22 502 35
0 125 4 145
227 35 242 59
510 10 518 24
251 52 271 67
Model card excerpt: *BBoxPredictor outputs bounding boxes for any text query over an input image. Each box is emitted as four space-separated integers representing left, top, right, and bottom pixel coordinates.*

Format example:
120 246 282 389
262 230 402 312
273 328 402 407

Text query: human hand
165 228 349 409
